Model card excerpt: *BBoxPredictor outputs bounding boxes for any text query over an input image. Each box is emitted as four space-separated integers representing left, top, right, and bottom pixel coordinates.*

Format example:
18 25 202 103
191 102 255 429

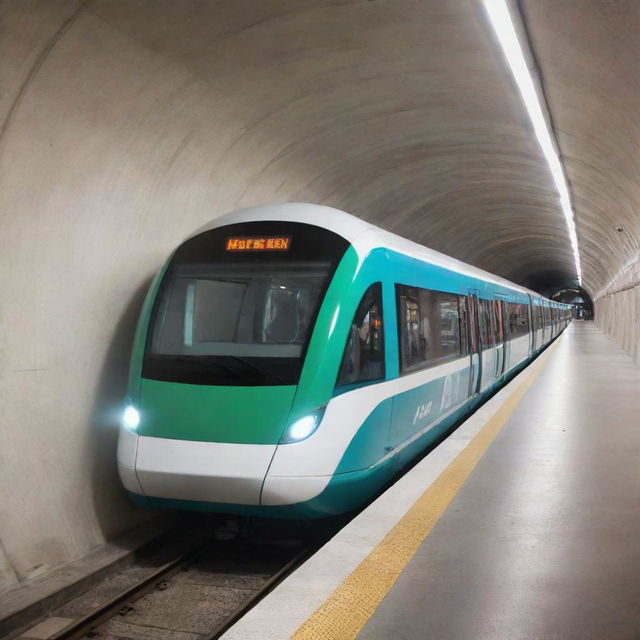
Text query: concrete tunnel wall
1 1 638 589
519 1 640 365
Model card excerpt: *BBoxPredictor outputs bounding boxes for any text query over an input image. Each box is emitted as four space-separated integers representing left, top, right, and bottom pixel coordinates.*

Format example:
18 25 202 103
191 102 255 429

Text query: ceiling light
483 0 582 285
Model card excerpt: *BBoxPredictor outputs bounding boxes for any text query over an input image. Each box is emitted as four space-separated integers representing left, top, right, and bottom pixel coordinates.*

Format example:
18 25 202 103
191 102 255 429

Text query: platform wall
0 0 307 589
594 261 640 366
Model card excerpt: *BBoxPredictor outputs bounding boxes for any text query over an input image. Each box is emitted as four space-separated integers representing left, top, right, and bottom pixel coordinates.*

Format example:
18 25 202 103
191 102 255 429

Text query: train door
535 303 543 350
494 298 507 378
501 299 511 372
528 294 536 352
477 297 494 391
542 303 550 343
467 291 481 396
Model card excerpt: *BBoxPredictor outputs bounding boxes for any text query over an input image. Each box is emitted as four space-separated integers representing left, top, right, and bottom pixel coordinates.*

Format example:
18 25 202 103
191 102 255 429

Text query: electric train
117 203 571 518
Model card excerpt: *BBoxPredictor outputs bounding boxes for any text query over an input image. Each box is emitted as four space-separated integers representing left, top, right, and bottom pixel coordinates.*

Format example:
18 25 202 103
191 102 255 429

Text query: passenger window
493 300 504 344
478 299 495 349
507 302 530 338
397 288 424 370
458 296 469 357
428 291 462 360
396 285 465 373
336 283 385 388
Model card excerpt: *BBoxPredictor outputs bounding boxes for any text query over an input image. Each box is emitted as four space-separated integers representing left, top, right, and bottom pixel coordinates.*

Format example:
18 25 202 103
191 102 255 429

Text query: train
117 203 571 518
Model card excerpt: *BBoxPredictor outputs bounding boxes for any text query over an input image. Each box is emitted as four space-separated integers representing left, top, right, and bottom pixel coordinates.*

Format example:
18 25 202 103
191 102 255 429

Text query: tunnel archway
551 286 594 319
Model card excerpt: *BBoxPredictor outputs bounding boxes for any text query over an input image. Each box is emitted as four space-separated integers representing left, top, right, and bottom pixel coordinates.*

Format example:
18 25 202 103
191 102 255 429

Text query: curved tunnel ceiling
521 0 640 297
3 1 637 298
0 0 594 296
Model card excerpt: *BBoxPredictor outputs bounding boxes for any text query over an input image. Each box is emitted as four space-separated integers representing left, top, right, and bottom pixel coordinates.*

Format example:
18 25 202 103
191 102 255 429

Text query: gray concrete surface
521 1 640 364
359 323 640 640
594 258 640 365
0 520 171 638
0 0 638 591
222 335 554 640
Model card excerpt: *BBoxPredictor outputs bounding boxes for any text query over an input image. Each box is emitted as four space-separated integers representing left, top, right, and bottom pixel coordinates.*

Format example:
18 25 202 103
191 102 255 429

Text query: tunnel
550 286 594 320
1 1 640 635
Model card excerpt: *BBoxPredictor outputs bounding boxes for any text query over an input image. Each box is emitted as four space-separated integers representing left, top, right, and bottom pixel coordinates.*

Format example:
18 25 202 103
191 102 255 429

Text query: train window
507 302 529 339
530 303 537 332
396 285 465 373
467 295 479 354
151 263 327 357
336 283 385 388
534 304 543 330
507 303 515 335
428 290 462 360
458 296 469 357
478 299 488 347
143 220 349 386
493 300 504 344
478 298 495 349
397 287 424 370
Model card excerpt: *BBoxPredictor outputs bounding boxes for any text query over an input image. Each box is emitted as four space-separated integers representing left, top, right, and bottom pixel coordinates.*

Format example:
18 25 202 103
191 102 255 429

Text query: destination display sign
225 235 292 252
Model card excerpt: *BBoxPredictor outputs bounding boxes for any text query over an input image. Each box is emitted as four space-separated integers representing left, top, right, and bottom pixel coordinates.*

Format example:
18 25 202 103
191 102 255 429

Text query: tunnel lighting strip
483 0 582 284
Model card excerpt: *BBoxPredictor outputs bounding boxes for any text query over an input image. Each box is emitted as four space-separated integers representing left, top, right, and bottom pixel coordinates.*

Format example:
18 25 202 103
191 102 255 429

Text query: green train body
117 204 571 518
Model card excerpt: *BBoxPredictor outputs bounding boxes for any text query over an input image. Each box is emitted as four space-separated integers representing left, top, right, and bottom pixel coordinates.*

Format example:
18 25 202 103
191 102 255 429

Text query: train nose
134 436 278 505
128 379 297 505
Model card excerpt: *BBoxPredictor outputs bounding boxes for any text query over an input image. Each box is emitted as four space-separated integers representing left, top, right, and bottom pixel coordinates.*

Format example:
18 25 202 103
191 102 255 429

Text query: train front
117 216 356 517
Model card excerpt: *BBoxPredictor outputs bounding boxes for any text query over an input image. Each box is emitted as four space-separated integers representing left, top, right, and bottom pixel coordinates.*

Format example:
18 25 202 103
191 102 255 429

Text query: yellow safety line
292 339 561 640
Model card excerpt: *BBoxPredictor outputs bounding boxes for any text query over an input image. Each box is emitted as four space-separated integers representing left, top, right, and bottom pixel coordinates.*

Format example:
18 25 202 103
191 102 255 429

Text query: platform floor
361 323 640 639
224 323 640 640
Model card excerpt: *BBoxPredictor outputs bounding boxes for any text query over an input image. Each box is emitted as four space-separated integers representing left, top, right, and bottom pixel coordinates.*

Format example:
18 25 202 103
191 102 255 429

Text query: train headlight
122 405 140 432
280 408 325 444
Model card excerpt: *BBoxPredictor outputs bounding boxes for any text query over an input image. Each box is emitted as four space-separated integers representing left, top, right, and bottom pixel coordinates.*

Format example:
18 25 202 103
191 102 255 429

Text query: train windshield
149 262 328 358
143 221 349 385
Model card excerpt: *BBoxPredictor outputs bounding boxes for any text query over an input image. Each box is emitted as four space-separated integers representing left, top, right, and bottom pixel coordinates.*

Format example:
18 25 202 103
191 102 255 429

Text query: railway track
18 518 331 640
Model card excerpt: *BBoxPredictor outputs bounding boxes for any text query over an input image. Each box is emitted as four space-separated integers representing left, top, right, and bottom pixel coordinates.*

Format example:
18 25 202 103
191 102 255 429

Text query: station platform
222 323 640 640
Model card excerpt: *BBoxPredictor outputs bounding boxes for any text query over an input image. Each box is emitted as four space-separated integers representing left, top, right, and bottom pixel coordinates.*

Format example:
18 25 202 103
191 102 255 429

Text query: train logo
413 401 433 425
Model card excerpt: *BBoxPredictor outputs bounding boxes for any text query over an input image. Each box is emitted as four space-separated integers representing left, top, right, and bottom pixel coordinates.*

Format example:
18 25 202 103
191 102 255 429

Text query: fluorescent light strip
483 0 582 284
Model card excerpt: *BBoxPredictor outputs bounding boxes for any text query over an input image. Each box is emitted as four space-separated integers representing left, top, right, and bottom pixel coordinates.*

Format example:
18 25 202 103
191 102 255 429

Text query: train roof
197 203 566 305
